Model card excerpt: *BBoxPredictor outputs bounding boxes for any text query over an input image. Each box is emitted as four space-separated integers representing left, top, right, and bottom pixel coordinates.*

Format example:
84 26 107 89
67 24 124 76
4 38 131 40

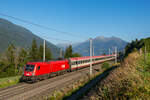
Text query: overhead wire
42 35 73 43
0 12 86 40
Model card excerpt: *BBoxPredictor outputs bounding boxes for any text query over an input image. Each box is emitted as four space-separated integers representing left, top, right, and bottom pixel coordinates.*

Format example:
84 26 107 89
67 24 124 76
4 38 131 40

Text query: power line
0 12 85 39
42 35 73 43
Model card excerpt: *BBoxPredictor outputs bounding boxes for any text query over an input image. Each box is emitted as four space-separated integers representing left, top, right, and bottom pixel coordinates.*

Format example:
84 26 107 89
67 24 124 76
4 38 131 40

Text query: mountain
0 18 59 58
56 42 81 51
58 36 127 56
56 43 71 51
73 36 127 56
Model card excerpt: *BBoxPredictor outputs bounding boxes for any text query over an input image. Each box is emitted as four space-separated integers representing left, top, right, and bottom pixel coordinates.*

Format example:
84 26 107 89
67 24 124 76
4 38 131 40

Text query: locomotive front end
20 64 36 82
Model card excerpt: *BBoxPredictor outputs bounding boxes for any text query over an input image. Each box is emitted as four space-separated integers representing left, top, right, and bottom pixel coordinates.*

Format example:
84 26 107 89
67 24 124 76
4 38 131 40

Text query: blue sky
0 0 150 44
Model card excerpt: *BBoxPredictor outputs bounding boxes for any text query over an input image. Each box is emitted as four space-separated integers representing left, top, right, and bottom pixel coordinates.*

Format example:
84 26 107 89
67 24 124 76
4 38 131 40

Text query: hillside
58 36 127 56
0 18 59 57
82 51 150 99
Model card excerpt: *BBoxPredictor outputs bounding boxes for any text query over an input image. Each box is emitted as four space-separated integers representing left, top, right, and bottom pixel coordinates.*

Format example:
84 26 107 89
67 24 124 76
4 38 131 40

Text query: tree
102 53 106 55
29 38 38 60
64 45 73 58
38 44 43 60
1 43 17 77
18 48 28 74
6 43 16 65
124 37 150 57
45 46 52 60
38 44 52 60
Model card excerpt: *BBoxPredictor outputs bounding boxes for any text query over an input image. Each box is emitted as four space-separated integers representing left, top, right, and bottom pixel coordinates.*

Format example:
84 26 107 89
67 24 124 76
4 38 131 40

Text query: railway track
0 63 109 100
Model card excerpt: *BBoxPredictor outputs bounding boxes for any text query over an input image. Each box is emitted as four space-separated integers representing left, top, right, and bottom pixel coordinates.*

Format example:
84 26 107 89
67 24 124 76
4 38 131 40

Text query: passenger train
21 54 116 82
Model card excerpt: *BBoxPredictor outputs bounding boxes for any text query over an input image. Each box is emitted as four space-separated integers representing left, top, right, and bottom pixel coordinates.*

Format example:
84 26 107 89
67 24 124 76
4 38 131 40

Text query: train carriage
69 54 116 71
69 56 90 70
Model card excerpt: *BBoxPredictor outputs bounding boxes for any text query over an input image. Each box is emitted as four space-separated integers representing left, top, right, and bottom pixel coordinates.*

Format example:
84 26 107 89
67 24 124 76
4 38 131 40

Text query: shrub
102 62 110 70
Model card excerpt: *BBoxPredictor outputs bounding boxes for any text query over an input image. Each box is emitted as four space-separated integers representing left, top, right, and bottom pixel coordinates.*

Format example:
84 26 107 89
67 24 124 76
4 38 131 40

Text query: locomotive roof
27 59 68 65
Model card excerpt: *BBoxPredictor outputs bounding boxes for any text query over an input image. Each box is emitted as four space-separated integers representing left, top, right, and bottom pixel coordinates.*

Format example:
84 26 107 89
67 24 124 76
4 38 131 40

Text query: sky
0 0 150 44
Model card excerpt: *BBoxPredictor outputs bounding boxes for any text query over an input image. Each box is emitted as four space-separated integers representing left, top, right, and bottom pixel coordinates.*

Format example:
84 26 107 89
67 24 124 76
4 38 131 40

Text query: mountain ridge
0 18 59 58
57 36 127 56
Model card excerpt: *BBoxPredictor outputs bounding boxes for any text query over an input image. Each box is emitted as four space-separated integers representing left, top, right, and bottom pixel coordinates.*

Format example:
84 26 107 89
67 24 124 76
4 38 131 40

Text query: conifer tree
18 48 28 73
4 43 16 76
6 43 16 65
45 45 52 60
29 38 38 60
38 44 43 60
64 45 73 58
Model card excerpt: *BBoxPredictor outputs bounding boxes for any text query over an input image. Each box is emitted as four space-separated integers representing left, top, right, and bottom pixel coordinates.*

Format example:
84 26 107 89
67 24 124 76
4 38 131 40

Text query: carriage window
72 62 75 65
78 61 80 64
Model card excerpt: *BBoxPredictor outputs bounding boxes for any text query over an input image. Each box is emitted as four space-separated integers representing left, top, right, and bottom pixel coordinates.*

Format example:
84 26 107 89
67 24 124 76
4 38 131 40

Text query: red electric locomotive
21 60 70 82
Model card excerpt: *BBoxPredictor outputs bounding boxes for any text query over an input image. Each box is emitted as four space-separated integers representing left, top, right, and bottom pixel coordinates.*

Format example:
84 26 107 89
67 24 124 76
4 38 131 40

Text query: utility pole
109 48 110 55
115 46 117 63
90 38 93 76
43 39 45 62
60 48 63 58
93 47 94 56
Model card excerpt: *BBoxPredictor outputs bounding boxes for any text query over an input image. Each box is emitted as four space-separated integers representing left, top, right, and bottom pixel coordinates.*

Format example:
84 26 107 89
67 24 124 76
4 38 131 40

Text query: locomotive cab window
25 65 35 72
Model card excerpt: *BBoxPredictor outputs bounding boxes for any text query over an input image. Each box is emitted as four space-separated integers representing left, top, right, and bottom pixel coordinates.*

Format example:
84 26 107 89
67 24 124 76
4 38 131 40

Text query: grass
0 75 21 88
84 52 150 100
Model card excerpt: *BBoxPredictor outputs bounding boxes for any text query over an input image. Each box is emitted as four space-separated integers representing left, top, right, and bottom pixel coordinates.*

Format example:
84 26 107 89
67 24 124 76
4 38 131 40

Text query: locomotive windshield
25 65 35 72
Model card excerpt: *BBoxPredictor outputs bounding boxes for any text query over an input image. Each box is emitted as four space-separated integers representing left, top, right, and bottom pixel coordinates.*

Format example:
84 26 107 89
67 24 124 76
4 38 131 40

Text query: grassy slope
0 75 21 88
84 52 150 100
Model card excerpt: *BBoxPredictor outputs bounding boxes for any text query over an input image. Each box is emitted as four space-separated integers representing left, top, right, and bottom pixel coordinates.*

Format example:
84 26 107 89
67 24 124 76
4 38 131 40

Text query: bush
102 62 110 70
